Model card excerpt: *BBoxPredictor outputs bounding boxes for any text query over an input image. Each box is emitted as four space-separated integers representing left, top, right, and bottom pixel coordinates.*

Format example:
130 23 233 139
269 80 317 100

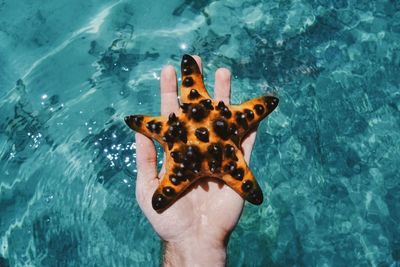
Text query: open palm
134 56 258 247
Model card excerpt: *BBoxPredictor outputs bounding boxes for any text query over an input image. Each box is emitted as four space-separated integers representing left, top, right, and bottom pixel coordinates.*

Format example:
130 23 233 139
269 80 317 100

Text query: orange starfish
125 55 278 212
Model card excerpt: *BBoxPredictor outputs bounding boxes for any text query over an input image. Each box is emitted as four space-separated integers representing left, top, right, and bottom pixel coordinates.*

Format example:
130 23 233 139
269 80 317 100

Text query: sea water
0 0 399 266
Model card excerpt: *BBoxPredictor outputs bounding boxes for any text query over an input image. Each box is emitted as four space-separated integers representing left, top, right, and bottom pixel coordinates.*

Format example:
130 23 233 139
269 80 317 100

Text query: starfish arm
236 95 279 125
151 168 196 212
220 149 263 205
229 95 279 142
124 114 167 143
180 54 211 103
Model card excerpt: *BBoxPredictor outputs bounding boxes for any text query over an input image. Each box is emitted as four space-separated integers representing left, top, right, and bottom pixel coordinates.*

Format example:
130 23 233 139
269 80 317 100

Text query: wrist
163 236 227 267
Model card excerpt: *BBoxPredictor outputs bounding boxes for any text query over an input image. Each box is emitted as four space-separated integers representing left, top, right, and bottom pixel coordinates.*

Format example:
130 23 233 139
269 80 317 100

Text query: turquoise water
1 0 399 266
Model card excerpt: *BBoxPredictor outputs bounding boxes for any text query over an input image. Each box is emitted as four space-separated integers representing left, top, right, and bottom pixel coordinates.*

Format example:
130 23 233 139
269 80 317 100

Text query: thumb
135 133 159 205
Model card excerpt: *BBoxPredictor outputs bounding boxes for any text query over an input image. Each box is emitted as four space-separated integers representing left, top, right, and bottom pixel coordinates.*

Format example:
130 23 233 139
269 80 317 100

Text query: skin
134 56 257 266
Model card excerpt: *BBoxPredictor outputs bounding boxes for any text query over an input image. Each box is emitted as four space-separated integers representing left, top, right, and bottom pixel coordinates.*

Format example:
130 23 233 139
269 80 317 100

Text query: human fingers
159 65 179 177
213 67 256 163
160 65 179 116
135 133 159 206
214 68 231 104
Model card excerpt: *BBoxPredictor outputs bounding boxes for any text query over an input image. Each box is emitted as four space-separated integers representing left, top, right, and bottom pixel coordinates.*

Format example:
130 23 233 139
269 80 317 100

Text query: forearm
162 237 227 267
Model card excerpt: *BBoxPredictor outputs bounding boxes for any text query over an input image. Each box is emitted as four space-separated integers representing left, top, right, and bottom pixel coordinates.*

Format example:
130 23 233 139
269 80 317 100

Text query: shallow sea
0 0 399 266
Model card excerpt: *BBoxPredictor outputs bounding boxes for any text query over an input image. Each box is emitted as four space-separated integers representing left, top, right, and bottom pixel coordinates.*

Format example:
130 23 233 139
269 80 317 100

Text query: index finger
214 68 231 104
160 65 179 116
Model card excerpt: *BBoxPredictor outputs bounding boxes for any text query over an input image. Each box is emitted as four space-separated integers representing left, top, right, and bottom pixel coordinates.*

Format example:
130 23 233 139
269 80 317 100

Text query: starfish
125 55 279 212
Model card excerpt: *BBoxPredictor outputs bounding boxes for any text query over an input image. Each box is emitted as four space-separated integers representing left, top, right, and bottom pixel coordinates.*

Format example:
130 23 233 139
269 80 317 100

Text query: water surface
0 0 399 266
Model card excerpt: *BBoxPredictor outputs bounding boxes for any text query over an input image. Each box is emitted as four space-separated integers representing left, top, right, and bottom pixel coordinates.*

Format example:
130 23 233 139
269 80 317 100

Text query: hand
134 56 258 266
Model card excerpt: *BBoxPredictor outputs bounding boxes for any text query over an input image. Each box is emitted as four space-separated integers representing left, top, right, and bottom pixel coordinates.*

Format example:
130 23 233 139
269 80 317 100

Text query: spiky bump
125 54 279 212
